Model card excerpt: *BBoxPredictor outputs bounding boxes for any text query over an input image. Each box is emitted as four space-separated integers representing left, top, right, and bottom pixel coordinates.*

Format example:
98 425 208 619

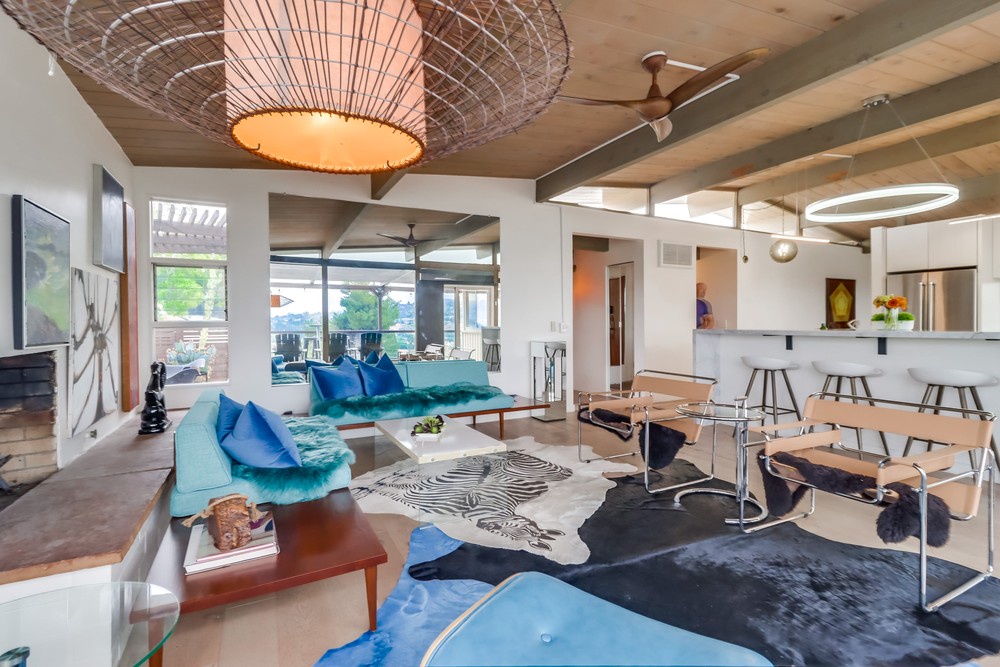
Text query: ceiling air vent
658 242 694 268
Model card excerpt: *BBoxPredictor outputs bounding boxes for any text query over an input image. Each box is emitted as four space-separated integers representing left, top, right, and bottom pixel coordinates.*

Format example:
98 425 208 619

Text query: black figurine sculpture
138 361 171 435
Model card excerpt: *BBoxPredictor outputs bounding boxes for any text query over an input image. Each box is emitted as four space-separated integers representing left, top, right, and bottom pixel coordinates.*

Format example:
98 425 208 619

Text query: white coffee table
374 415 506 464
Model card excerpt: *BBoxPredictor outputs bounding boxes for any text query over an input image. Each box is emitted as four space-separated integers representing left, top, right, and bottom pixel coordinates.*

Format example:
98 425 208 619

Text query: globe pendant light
769 196 798 263
769 238 798 263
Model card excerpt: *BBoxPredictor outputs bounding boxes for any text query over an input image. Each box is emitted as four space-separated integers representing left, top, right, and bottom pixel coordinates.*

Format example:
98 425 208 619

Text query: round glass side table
674 398 768 531
0 582 179 667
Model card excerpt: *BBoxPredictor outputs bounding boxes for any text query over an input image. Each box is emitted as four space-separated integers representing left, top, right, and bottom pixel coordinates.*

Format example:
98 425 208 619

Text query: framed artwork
71 268 120 436
12 196 72 348
826 278 856 329
93 164 125 272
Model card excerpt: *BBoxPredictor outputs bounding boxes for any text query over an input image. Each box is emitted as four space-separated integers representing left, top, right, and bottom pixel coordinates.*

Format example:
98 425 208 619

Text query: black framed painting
12 195 72 348
93 164 125 272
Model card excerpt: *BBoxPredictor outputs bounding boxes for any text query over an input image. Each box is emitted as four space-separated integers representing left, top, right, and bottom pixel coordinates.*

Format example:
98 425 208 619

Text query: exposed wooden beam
415 215 499 257
536 0 1000 203
370 170 407 200
958 173 1000 201
323 201 371 257
737 114 1000 205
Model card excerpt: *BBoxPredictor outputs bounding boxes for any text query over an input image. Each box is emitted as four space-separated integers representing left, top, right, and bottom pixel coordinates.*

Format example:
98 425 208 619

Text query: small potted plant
411 415 446 440
870 312 885 329
898 311 915 331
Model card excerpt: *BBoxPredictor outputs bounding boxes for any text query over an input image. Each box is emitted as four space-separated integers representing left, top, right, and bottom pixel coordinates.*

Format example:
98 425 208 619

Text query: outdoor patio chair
328 332 349 360
449 348 474 359
360 332 382 359
753 392 995 612
275 333 302 362
577 369 718 494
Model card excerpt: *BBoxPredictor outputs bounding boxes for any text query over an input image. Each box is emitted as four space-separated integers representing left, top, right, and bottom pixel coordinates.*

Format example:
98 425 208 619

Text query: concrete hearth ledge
0 414 175 585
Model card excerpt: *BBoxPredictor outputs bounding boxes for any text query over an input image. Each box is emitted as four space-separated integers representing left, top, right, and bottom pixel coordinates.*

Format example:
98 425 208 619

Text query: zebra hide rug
349 437 634 565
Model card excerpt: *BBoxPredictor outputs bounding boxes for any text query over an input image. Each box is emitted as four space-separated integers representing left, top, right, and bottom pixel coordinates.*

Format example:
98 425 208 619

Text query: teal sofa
170 389 354 517
309 359 514 426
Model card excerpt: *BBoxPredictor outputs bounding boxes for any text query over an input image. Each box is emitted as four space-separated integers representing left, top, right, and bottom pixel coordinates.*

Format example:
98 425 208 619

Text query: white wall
131 167 872 415
0 13 135 466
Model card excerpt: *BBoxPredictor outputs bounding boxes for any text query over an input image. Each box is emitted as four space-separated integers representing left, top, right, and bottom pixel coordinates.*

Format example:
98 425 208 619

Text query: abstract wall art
71 268 120 436
12 196 72 349
93 164 125 273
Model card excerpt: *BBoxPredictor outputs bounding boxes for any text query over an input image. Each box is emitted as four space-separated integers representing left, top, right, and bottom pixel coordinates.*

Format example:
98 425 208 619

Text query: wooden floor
162 415 1000 667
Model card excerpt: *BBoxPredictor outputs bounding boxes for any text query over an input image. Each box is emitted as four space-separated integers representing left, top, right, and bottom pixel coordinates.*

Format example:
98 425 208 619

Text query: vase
884 307 900 331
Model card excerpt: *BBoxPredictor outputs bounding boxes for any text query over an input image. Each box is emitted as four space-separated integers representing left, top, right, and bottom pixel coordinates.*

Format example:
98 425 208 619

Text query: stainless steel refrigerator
886 268 977 332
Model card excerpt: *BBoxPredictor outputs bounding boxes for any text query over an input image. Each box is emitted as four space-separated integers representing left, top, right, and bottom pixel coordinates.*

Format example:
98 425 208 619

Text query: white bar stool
740 356 802 426
904 367 999 465
812 360 890 456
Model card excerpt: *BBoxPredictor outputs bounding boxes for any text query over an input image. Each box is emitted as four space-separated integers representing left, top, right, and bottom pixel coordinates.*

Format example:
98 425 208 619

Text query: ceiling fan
559 47 769 141
376 223 443 248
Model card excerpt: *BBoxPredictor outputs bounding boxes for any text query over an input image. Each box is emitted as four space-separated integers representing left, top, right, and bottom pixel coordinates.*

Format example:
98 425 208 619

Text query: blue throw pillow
217 393 245 441
364 350 381 365
220 401 302 468
358 354 406 396
312 362 364 400
306 358 333 369
331 354 358 367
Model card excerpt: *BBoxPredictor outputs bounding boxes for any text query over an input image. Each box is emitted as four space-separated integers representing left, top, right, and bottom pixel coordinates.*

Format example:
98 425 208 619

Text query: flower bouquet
871 294 909 330
411 415 446 440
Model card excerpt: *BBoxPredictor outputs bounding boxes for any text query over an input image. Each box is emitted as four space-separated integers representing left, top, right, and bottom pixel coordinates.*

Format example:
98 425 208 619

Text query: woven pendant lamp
2 0 570 174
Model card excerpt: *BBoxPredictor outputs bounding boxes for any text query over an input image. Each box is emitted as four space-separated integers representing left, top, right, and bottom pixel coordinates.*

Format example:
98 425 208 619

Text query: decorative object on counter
825 278 856 329
411 415 446 439
182 493 264 551
139 362 171 435
898 312 916 331
872 294 908 331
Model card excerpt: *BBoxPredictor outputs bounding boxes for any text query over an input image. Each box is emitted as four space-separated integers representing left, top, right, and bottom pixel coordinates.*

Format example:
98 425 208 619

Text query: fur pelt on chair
576 407 686 469
757 452 952 547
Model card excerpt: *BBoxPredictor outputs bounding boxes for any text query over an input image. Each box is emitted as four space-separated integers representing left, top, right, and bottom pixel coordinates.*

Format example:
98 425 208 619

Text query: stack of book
183 513 279 574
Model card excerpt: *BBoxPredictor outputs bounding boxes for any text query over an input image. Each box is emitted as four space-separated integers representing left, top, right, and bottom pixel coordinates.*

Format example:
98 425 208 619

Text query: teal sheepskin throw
312 382 508 420
231 415 355 505
272 370 306 385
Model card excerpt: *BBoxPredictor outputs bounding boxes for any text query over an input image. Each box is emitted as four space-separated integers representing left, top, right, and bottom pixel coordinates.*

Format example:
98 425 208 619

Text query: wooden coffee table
147 489 387 633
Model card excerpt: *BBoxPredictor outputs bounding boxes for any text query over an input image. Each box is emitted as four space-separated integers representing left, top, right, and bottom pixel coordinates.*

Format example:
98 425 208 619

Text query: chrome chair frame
752 391 995 612
576 369 718 494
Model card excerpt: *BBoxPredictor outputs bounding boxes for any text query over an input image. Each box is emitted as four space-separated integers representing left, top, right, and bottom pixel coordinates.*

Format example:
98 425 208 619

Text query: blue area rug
313 527 491 667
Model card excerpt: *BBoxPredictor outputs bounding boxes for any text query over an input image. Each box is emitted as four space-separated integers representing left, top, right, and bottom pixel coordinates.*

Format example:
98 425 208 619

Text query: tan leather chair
754 392 995 612
577 369 717 494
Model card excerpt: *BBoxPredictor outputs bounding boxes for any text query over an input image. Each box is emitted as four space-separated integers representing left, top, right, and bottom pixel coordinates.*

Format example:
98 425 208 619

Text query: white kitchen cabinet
929 219 977 268
885 224 928 272
885 220 977 272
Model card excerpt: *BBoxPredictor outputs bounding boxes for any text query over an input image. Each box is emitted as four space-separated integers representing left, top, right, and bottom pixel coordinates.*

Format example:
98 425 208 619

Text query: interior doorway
695 248 738 330
608 262 634 390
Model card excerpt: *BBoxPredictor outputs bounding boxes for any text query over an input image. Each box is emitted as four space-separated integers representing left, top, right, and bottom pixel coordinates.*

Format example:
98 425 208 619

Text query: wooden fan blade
376 233 411 245
666 47 769 109
559 95 674 123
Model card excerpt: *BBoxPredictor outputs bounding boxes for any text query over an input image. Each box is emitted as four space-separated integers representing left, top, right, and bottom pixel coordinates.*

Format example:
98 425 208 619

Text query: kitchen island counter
694 329 1000 458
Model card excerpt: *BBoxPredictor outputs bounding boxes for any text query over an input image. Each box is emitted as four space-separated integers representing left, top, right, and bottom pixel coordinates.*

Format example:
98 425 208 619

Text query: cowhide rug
350 436 634 564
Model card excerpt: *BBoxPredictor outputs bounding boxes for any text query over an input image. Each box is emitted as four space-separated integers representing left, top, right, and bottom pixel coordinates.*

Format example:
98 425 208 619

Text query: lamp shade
2 0 570 174
225 0 426 172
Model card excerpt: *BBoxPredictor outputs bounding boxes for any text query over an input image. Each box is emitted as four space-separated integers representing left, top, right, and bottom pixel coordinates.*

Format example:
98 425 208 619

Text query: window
151 198 229 383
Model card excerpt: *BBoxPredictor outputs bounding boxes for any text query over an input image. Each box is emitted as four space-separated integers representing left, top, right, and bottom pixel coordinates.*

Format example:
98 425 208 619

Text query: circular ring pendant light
804 183 960 223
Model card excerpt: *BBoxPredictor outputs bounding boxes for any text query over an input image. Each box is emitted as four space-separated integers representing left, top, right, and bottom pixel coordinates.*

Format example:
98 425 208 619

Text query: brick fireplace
0 352 57 489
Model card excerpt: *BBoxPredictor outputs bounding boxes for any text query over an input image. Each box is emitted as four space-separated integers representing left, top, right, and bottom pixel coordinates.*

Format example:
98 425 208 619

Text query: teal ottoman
421 572 772 666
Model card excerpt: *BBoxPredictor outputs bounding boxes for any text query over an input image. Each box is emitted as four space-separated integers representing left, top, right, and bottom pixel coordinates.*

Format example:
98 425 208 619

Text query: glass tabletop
675 401 765 423
0 582 179 667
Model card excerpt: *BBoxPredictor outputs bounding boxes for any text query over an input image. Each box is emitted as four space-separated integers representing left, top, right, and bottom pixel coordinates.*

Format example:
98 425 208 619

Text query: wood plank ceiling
56 0 1000 243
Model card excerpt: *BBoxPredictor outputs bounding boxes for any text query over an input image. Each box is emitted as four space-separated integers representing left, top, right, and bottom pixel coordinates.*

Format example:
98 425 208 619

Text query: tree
330 290 401 355
155 266 219 319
